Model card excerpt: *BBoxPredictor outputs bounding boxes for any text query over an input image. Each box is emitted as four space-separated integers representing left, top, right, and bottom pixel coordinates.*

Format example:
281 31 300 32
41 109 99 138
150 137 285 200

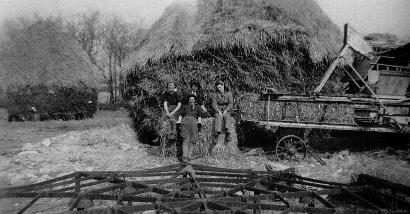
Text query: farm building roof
381 43 410 68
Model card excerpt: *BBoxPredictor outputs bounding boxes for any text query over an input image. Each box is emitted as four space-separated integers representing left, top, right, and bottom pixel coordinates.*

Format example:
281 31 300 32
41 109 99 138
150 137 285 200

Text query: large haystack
0 18 99 121
124 0 342 144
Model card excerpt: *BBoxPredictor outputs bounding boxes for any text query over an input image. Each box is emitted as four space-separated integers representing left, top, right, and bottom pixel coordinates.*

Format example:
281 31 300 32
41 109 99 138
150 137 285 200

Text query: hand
197 123 203 132
223 110 228 116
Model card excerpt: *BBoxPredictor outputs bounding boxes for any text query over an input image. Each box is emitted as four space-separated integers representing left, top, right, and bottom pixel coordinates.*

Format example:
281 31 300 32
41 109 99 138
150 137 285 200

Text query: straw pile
124 0 343 150
240 93 355 124
124 0 342 92
0 17 99 121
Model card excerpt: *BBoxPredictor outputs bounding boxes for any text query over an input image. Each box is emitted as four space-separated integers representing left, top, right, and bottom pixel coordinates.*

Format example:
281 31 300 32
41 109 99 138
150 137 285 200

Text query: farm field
0 108 130 157
1 108 410 213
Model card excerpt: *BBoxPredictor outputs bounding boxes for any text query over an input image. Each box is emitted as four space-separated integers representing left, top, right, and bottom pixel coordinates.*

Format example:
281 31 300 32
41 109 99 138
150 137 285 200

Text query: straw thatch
124 0 344 93
125 0 341 77
0 18 99 121
124 0 343 145
0 18 98 93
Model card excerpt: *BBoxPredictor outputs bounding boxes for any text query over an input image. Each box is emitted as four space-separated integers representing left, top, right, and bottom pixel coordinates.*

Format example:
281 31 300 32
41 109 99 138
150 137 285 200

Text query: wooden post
343 57 385 109
313 45 349 95
75 172 81 193
343 69 361 89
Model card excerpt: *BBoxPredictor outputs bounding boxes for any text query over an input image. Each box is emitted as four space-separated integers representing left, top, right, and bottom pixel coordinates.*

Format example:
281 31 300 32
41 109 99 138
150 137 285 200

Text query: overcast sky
0 0 409 39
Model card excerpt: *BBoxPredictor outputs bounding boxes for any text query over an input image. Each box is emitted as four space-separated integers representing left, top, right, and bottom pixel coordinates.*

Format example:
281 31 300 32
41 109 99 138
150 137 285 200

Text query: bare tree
67 12 144 103
103 17 142 102
67 11 105 76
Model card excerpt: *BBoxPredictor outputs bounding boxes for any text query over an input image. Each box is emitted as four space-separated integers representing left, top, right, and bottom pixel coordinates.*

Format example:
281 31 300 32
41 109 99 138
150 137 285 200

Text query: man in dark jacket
179 94 202 162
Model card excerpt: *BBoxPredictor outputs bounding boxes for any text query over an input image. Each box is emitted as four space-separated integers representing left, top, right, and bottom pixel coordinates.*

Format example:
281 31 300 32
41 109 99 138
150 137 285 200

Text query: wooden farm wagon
240 24 410 161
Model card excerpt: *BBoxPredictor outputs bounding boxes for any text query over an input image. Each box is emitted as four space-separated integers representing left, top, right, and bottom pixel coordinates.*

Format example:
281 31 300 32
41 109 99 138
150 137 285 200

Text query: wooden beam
259 94 410 106
343 57 386 109
313 45 349 95
245 120 399 133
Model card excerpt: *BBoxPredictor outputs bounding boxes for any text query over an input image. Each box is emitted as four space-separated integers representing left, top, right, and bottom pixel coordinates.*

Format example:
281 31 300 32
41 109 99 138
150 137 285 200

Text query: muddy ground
1 108 410 213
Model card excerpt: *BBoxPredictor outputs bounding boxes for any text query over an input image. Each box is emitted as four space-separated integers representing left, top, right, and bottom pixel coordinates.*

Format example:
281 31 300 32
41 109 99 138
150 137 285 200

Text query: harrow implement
1 163 410 213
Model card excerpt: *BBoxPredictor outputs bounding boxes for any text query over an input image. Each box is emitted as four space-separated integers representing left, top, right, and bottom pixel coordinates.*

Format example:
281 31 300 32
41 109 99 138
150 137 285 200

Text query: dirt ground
0 108 130 157
1 108 410 213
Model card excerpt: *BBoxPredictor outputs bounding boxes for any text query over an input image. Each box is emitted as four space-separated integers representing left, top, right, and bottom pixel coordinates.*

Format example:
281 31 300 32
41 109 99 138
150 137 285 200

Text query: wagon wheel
275 135 307 162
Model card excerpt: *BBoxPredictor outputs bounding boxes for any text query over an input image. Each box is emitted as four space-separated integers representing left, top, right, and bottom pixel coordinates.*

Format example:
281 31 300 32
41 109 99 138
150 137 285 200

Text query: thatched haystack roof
0 18 98 92
124 0 344 143
124 0 341 71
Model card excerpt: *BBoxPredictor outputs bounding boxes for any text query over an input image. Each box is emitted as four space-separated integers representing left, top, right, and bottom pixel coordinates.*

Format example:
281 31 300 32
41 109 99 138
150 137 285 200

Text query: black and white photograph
0 0 410 213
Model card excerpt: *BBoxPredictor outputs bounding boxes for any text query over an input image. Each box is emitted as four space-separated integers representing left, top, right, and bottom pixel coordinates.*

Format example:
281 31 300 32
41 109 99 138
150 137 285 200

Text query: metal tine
259 179 301 192
88 182 126 194
268 175 335 189
242 185 291 208
342 187 382 211
195 171 255 178
1 177 90 197
68 194 82 211
274 192 290 208
66 204 157 214
1 172 77 192
157 202 179 212
139 163 183 174
310 191 336 208
130 180 194 198
17 191 45 214
47 176 116 194
374 189 410 209
207 201 249 214
191 163 269 174
177 201 202 212
137 177 190 184
78 163 182 177
358 174 410 197
291 174 349 187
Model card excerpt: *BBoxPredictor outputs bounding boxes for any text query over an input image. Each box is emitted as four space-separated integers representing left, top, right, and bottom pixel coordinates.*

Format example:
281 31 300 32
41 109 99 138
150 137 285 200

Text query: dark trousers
181 116 198 160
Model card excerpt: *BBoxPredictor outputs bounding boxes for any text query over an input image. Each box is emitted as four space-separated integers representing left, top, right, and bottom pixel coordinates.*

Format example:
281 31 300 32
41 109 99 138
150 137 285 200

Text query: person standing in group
211 81 234 142
162 81 182 140
184 80 209 117
179 94 202 162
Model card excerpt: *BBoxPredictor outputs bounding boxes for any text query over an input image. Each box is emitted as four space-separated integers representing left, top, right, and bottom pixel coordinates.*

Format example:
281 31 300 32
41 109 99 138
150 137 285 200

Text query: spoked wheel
275 135 307 162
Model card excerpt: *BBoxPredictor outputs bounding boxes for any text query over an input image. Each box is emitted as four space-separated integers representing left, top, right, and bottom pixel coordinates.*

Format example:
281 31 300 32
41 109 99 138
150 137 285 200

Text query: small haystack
124 0 342 148
0 18 99 121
